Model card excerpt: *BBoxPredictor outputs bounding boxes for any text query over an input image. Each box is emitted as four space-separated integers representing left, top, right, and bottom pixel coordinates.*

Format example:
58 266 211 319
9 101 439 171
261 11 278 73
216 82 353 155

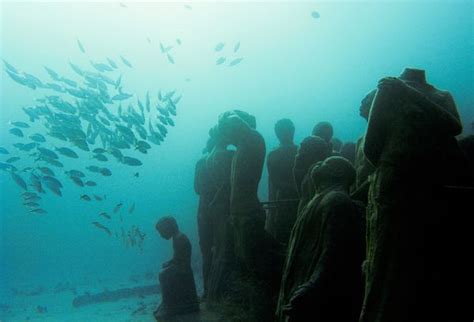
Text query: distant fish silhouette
92 221 112 236
215 42 225 52
311 11 320 19
234 41 241 53
113 202 123 213
77 39 86 53
229 57 244 67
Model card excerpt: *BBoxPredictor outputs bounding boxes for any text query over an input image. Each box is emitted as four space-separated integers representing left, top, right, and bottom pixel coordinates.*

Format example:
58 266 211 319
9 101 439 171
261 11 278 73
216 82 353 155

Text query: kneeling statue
154 216 199 321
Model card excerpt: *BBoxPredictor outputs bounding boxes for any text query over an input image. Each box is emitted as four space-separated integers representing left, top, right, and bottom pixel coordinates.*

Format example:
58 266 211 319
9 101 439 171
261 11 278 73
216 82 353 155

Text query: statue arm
267 153 277 201
364 87 391 167
194 159 206 194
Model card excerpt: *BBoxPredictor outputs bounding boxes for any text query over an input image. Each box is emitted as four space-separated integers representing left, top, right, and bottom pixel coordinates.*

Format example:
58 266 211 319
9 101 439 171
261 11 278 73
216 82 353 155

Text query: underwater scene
1 1 473 321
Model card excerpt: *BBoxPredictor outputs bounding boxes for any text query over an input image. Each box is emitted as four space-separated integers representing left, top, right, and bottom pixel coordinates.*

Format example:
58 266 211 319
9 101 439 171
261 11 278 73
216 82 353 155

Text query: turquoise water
1 0 473 319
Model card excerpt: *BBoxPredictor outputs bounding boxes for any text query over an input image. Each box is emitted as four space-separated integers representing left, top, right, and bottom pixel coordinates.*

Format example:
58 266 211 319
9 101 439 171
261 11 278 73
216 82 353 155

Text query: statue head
359 89 376 120
218 110 256 144
296 135 330 166
156 216 179 240
311 156 356 192
274 118 295 145
399 68 427 84
312 122 333 144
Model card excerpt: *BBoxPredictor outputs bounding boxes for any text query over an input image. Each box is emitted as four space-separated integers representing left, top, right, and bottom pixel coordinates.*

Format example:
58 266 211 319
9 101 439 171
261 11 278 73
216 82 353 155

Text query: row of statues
154 68 473 321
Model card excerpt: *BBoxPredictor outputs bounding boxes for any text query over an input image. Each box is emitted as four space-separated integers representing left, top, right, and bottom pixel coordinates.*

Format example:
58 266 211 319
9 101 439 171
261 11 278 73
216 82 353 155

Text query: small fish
93 194 103 201
120 55 132 68
80 194 91 201
128 202 135 214
107 57 117 69
100 168 112 176
167 54 175 64
56 147 78 159
6 156 20 163
70 176 84 187
23 201 40 208
39 167 55 176
93 154 108 162
184 4 192 10
38 147 59 159
0 147 9 154
92 221 112 236
311 11 320 19
77 38 86 53
85 180 97 187
147 37 151 44
159 43 173 54
99 212 111 220
113 203 123 213
216 57 226 65
215 42 225 52
134 172 139 177
22 192 38 198
29 133 46 143
122 156 143 166
9 128 24 137
23 194 41 202
10 121 30 128
11 172 28 190
176 38 182 45
234 41 241 53
3 59 18 73
112 93 133 101
92 148 106 154
30 208 47 215
229 57 244 67
119 2 127 8
86 165 101 173
65 169 85 178
42 175 63 188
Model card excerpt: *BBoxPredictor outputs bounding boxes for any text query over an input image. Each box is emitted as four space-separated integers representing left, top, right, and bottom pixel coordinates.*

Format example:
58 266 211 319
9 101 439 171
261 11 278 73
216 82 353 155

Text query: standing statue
154 216 199 320
293 136 329 214
266 119 299 244
277 157 365 322
205 126 236 302
360 68 469 321
217 110 267 269
194 135 217 299
217 110 282 321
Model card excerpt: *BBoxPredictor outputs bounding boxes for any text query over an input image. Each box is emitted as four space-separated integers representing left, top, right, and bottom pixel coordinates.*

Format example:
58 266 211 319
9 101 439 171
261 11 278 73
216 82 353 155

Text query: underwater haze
1 0 473 321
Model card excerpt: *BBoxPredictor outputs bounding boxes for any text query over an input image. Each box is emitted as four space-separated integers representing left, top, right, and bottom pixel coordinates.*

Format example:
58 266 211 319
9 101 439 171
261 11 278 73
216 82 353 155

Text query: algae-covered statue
293 136 329 214
217 110 282 321
217 110 267 270
205 125 236 302
194 135 217 298
351 90 376 204
360 68 469 321
277 157 365 322
154 216 199 320
266 118 299 244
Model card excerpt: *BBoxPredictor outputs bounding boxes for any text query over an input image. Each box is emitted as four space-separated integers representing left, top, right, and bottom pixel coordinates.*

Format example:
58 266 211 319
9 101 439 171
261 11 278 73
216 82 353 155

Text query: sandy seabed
0 286 160 322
